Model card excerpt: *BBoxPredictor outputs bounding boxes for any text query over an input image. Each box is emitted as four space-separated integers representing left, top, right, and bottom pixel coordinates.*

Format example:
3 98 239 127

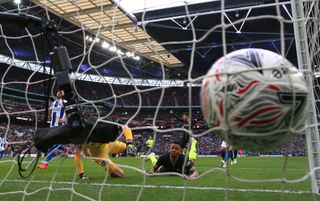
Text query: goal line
0 179 313 195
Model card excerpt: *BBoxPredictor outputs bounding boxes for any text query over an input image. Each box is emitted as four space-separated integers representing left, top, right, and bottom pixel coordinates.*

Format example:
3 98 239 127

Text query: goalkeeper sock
74 153 84 175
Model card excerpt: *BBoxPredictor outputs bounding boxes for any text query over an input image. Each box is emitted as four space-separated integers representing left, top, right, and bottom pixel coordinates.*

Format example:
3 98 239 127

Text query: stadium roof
113 0 216 16
131 0 296 77
0 0 298 80
31 0 182 67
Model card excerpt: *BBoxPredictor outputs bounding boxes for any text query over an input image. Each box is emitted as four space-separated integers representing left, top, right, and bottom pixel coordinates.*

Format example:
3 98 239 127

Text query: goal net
0 0 319 200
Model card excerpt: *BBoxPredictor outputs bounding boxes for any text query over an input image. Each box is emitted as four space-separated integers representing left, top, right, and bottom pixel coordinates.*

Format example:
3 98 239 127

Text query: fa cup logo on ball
201 48 308 152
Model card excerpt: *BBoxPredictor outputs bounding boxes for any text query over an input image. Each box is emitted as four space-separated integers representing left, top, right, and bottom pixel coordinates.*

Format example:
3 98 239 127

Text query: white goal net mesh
0 0 319 201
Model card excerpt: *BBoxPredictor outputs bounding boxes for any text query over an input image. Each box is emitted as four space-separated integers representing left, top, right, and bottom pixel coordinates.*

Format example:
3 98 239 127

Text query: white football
200 48 308 152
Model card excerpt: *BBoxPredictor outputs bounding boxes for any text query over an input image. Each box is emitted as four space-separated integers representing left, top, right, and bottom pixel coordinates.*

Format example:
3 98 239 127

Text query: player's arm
122 125 137 156
191 116 204 127
169 110 184 122
150 163 159 174
47 100 53 122
188 166 199 178
58 115 66 125
185 159 198 178
48 100 52 110
58 116 66 125
58 100 67 125
149 154 164 174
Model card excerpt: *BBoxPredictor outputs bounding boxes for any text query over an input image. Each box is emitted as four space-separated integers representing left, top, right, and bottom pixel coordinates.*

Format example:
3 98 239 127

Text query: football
200 48 308 152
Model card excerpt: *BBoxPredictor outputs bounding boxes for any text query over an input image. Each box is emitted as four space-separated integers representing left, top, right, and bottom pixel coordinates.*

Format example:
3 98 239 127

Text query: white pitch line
232 167 307 171
0 179 314 195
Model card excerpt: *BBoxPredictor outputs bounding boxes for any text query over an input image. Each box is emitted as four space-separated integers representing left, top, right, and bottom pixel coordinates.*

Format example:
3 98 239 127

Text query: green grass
0 156 319 201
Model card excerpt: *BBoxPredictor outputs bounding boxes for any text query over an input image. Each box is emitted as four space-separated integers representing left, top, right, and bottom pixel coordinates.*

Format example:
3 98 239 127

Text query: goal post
291 0 320 194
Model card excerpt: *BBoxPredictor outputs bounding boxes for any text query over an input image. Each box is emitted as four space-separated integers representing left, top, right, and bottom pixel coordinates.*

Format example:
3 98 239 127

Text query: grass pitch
0 156 319 201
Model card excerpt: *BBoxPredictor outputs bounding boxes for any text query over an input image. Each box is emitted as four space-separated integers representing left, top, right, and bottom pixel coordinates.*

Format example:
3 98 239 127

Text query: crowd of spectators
1 64 201 107
0 66 308 157
0 123 37 157
74 80 201 106
0 111 307 157
130 131 306 156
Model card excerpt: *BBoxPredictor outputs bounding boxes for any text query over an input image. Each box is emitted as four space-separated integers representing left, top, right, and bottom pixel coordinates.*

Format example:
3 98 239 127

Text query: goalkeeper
74 125 136 180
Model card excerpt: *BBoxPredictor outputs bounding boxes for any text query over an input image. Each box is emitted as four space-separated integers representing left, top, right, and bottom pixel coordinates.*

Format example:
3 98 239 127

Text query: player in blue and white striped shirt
0 136 8 158
38 90 69 169
50 92 66 127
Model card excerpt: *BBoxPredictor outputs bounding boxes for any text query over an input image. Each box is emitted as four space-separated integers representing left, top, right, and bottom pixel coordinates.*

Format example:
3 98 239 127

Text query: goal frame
291 0 320 194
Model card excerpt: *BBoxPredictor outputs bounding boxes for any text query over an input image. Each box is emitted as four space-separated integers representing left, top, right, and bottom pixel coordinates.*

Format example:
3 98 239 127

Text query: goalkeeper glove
126 140 137 156
79 173 90 181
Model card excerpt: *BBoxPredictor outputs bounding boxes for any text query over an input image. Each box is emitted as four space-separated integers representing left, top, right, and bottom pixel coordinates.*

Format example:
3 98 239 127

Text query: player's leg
188 137 197 162
60 144 70 155
181 132 189 153
38 144 58 169
157 166 170 173
56 144 70 158
107 141 126 154
73 145 89 180
220 141 227 167
227 145 234 165
180 133 197 162
233 148 238 164
220 149 227 167
91 157 124 178
228 149 234 165
220 149 226 166
147 152 157 166
136 145 141 158
0 146 4 158
106 141 126 177
88 143 124 178
105 158 124 178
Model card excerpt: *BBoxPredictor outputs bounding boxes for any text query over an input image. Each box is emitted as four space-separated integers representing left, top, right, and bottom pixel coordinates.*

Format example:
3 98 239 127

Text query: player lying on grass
149 141 198 178
74 126 136 180
169 110 198 162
